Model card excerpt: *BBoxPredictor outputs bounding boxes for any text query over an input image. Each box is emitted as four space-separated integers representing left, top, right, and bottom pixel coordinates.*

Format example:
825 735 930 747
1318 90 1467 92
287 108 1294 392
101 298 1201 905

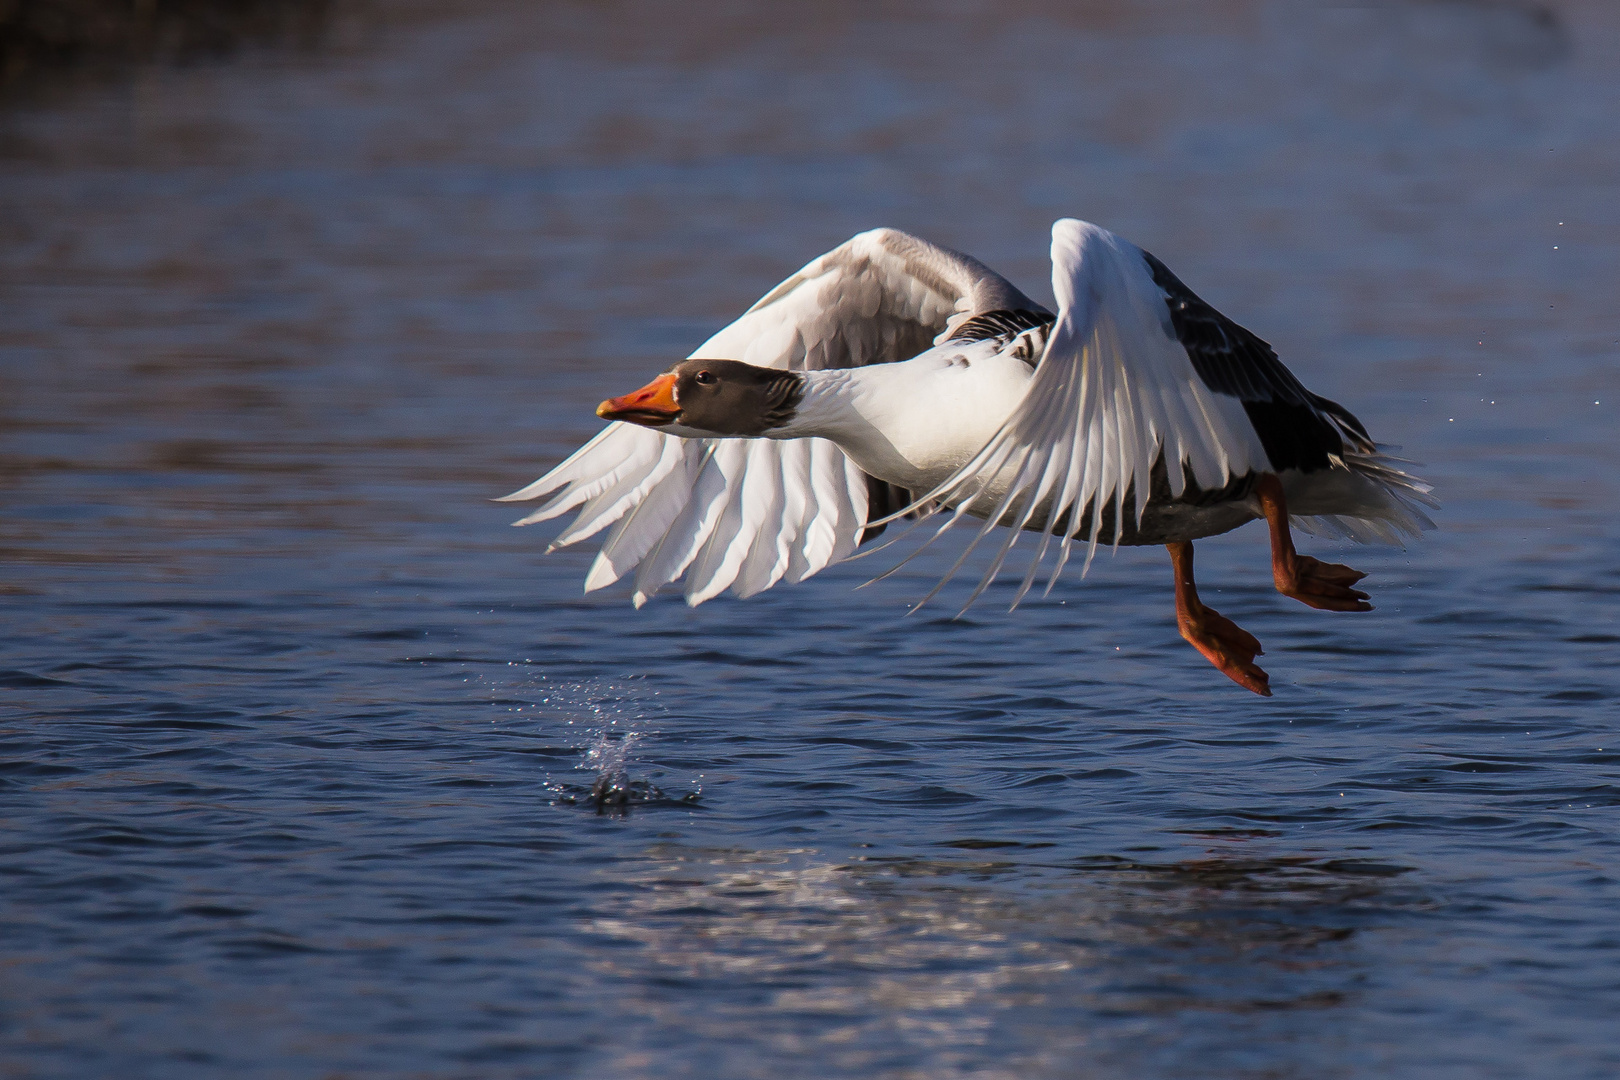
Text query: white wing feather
874 219 1269 614
501 228 1042 605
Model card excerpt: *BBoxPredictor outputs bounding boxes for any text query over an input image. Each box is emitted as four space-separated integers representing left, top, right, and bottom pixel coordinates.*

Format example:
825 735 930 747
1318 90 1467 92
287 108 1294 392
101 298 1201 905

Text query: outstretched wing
872 219 1282 614
500 228 1049 607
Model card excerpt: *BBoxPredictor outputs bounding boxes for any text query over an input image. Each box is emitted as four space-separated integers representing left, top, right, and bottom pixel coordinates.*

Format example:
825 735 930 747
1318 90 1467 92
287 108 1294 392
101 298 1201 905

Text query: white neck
766 348 1032 492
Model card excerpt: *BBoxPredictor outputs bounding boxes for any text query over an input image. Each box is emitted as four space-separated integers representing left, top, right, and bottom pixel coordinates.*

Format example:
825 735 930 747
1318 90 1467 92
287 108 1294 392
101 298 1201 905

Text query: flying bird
501 220 1435 694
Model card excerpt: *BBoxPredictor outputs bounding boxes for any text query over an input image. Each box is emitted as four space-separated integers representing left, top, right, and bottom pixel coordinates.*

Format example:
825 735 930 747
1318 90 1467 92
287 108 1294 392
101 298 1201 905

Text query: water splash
470 666 697 812
582 727 645 809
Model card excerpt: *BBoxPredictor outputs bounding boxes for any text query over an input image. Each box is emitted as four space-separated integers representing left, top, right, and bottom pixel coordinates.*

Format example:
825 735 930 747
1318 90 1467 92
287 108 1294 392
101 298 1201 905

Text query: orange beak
597 372 681 426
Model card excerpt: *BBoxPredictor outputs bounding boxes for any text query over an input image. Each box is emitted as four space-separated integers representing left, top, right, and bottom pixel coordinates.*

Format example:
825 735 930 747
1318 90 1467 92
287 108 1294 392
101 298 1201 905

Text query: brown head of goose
598 359 806 437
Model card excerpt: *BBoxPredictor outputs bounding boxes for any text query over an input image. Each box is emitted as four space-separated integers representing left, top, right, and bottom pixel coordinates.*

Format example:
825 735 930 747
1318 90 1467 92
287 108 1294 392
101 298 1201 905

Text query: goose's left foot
1274 554 1371 612
1256 473 1373 613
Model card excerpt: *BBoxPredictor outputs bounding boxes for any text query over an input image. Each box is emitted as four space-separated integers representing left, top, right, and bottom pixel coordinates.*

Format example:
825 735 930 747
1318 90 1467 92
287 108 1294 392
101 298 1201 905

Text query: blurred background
1 2 1617 1078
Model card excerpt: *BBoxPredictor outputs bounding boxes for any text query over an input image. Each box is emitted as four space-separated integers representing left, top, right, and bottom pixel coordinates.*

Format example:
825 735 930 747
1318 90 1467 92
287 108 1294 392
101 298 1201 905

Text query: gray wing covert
717 227 1051 373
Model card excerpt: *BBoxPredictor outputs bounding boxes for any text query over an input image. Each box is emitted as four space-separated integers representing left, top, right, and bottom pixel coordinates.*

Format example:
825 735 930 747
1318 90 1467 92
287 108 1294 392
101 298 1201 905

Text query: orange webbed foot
1178 603 1271 697
1276 555 1373 613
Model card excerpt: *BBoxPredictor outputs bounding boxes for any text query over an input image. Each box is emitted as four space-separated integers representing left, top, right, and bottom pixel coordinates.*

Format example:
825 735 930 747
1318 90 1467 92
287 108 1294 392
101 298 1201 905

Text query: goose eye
693 370 716 385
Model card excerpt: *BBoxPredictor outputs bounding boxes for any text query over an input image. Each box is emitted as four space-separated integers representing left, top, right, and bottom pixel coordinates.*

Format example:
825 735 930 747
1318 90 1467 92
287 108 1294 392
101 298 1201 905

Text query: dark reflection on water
2 0 1620 1077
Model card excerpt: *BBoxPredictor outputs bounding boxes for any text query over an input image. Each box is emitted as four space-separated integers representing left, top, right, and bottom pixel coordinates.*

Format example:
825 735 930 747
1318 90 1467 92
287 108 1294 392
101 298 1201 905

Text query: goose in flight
502 220 1435 694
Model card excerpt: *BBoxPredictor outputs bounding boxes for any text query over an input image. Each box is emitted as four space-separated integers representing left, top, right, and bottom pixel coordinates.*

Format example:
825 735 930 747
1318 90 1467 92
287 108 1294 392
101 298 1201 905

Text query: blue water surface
2 3 1618 1077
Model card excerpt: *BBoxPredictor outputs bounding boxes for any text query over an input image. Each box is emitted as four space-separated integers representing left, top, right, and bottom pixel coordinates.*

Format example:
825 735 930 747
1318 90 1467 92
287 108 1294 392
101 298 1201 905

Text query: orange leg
1168 541 1270 697
1255 474 1372 612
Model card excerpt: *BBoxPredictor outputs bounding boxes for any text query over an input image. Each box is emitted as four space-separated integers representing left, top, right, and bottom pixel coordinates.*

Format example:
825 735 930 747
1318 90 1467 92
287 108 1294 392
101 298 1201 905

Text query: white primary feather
500 228 1045 605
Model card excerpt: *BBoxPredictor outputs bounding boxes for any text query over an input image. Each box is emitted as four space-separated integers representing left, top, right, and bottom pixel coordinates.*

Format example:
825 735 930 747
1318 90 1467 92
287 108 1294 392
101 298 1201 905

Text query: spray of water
583 727 642 808
470 664 697 812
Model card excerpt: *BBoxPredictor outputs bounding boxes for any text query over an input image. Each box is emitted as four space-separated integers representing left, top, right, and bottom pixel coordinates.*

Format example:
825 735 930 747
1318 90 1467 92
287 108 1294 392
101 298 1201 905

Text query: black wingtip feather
1141 248 1378 473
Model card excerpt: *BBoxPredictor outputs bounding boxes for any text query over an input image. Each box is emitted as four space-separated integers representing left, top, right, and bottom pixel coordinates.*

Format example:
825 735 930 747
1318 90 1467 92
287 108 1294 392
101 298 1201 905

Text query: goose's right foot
1168 541 1271 697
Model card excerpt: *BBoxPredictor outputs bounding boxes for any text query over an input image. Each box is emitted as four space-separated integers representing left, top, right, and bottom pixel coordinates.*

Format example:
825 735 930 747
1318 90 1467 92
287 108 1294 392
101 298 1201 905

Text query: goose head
598 359 806 438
